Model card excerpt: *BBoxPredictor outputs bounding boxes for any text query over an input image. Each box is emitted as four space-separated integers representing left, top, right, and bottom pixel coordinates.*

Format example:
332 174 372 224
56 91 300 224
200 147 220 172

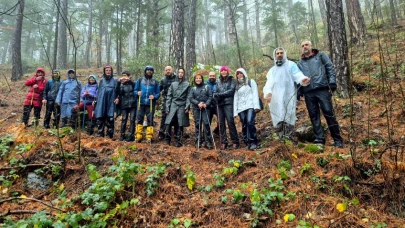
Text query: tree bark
85 0 93 68
170 0 185 69
53 0 60 70
318 0 327 25
11 0 25 81
136 0 143 57
227 0 243 67
224 7 229 44
58 0 68 69
242 0 248 40
97 17 102 68
204 0 212 63
272 0 279 47
325 0 349 98
255 0 261 47
389 0 398 25
346 0 367 44
309 0 319 46
106 19 111 66
186 0 197 81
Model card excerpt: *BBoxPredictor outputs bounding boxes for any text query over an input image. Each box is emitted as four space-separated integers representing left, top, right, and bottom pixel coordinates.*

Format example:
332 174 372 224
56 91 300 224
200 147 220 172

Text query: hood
103 66 113 78
273 47 287 66
52 69 61 80
67 69 76 79
144 65 154 75
235 68 248 80
35 68 46 77
235 68 248 87
88 75 98 84
301 48 319 59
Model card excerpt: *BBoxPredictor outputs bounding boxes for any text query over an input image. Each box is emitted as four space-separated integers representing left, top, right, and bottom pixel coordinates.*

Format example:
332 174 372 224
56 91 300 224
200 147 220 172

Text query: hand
73 105 79 110
42 100 47 105
92 101 96 106
265 93 272 102
33 84 39 89
114 98 119 104
198 103 204 109
84 91 89 96
202 104 207 109
166 111 169 114
213 93 219 100
149 95 154 100
185 109 189 114
329 83 337 92
254 109 260 113
36 76 43 81
302 77 310 86
138 91 142 96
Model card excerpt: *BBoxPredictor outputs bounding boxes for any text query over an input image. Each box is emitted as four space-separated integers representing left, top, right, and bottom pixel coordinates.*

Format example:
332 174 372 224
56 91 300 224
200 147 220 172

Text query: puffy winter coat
297 49 337 93
43 78 61 103
188 83 212 110
23 68 47 107
215 75 236 106
134 76 160 106
115 80 136 109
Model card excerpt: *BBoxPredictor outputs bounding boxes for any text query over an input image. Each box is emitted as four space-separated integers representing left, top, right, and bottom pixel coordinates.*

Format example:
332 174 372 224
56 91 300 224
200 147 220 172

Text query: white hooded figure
263 48 310 137
233 68 261 150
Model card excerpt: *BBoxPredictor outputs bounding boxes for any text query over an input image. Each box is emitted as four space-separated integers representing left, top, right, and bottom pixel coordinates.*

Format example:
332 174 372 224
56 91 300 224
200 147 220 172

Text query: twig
0 163 49 171
378 100 394 117
0 197 66 212
1 72 12 91
0 210 52 217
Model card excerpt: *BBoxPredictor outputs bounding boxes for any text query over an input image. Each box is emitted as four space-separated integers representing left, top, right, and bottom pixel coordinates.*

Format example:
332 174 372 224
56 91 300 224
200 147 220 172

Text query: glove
213 93 220 100
329 83 337 92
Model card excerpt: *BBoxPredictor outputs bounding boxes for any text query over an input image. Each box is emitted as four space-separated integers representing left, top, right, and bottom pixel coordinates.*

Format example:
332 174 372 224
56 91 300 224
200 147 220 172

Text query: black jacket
43 78 61 102
215 75 236 106
160 74 177 99
297 49 337 93
115 80 136 109
188 84 212 109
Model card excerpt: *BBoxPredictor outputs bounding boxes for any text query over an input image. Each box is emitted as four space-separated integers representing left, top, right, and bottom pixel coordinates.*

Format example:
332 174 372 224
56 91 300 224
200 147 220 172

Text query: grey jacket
165 79 190 127
297 49 337 93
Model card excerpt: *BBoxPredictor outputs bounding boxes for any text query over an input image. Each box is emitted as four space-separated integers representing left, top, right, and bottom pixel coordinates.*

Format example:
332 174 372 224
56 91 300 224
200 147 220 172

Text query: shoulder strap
248 79 251 87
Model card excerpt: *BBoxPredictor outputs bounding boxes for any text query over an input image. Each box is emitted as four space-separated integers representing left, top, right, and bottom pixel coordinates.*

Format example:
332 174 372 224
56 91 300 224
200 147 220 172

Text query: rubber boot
106 117 114 139
125 121 135 142
175 127 183 147
120 122 126 141
96 119 105 137
136 124 143 142
146 126 154 143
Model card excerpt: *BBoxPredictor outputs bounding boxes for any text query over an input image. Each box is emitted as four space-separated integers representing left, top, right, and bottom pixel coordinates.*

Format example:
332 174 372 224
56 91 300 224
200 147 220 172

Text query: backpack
247 79 264 112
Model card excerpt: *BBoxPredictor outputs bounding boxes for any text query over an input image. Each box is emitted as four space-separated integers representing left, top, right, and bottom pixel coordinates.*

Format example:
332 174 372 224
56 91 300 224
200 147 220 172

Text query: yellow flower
20 195 27 199
234 162 241 168
336 203 346 212
283 214 289 222
291 153 298 159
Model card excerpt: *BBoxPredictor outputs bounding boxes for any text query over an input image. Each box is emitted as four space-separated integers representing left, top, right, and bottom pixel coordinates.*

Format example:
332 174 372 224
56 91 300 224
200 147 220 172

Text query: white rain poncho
263 48 309 127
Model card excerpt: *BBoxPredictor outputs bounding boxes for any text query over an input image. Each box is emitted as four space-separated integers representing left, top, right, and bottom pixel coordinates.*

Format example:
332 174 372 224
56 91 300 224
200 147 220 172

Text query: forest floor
0 27 405 227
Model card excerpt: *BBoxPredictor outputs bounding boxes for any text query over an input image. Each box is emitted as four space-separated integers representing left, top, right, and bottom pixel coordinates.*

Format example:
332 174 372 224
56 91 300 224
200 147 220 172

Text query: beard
209 78 216 83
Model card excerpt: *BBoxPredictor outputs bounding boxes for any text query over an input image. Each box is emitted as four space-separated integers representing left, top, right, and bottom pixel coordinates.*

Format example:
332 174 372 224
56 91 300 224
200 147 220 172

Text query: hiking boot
249 144 258 150
158 132 165 140
313 139 325 145
245 143 251 149
206 142 213 150
125 135 135 142
232 144 239 150
165 140 171 145
44 124 50 129
333 141 344 148
119 135 126 141
213 127 219 135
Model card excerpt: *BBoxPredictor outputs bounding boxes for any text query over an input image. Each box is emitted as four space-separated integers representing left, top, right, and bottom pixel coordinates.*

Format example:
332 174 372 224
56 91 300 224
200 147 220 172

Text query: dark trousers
218 104 239 145
193 108 212 143
159 99 168 135
136 104 155 126
304 89 343 143
97 116 114 138
121 108 136 137
238 108 257 145
22 105 41 126
165 117 179 141
44 101 60 128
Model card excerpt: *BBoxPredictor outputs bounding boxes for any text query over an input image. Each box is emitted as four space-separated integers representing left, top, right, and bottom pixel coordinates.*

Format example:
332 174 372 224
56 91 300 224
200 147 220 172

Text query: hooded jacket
56 69 83 105
81 75 98 104
160 73 177 99
233 68 261 116
23 68 47 107
215 74 236 106
164 76 190 127
297 49 336 93
115 78 136 109
134 66 160 106
188 76 212 110
94 66 118 118
263 48 309 127
43 70 61 103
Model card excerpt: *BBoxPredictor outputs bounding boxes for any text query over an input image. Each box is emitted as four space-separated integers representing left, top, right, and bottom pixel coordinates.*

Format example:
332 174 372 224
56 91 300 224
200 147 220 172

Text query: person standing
158 66 178 141
233 68 261 150
206 71 219 135
56 69 82 128
134 66 160 143
213 66 239 150
22 68 47 127
80 75 98 135
94 66 118 138
188 73 213 149
297 41 343 148
43 69 61 129
263 48 310 140
165 68 190 147
115 71 137 142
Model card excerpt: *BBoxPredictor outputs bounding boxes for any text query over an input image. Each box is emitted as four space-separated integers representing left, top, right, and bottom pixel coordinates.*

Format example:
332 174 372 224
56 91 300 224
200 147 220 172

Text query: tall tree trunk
186 0 197 80
1 40 10 64
226 1 237 45
106 19 111 66
272 0 279 47
97 17 102 68
204 0 212 63
53 0 60 69
346 0 367 44
224 7 229 44
389 0 398 25
372 0 382 21
171 0 185 69
326 0 349 98
242 0 248 40
11 0 25 81
255 0 261 47
309 0 319 46
58 0 68 69
394 0 402 19
318 0 327 25
151 0 160 62
364 0 372 20
136 0 143 57
85 0 93 67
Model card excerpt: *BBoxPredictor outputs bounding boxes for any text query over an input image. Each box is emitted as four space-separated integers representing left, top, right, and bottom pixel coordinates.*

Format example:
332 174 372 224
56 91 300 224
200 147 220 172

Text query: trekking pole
30 87 36 126
138 94 141 110
197 108 202 151
205 109 217 150
82 98 87 130
149 97 153 145
216 105 222 147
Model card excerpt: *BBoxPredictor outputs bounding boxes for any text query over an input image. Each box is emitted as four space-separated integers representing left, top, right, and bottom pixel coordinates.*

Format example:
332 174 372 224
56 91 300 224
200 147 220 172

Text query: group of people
21 41 344 150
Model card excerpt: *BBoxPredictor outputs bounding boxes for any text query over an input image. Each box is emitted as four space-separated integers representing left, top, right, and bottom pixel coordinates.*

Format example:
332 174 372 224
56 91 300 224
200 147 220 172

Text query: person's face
105 68 112 76
301 41 312 55
122 74 129 78
165 66 173 76
178 69 184 79
236 72 244 79
69 72 75 78
52 73 58 78
37 71 44 77
276 50 284 60
146 70 153 76
209 72 216 80
89 77 96 84
220 70 228 77
195 75 202 84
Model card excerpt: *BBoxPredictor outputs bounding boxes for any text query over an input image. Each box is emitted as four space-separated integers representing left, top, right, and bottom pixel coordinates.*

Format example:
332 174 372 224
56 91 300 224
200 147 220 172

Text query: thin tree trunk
11 0 25 81
171 0 185 69
346 0 367 44
136 0 142 57
318 0 327 25
227 0 243 67
242 0 248 40
97 17 102 68
326 0 349 98
85 0 93 67
309 0 319 46
224 7 229 44
186 0 197 80
272 0 279 47
58 0 68 69
106 19 111 66
1 40 10 64
255 0 261 47
53 0 60 69
204 0 211 63
389 0 398 25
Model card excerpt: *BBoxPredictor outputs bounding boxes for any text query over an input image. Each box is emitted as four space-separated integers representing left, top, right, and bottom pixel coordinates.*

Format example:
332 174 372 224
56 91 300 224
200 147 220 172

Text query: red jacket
23 68 47 107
